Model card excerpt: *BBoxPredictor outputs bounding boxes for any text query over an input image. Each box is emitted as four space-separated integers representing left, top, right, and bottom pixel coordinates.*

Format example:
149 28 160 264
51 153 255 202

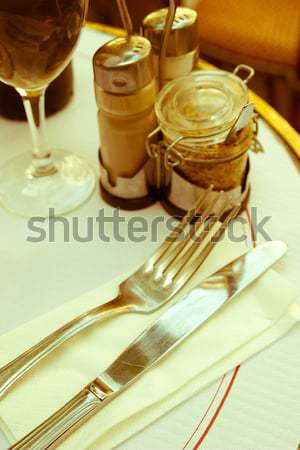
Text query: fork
0 188 240 399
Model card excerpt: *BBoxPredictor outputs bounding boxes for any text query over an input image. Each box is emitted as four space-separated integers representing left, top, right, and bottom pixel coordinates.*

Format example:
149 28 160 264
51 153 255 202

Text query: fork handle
9 381 112 450
0 296 131 399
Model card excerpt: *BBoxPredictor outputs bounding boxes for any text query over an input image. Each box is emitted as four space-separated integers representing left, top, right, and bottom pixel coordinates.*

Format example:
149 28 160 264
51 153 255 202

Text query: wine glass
0 0 95 217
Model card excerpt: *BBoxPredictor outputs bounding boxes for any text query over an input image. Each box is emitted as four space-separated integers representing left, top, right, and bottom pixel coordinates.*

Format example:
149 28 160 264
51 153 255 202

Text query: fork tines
147 187 240 287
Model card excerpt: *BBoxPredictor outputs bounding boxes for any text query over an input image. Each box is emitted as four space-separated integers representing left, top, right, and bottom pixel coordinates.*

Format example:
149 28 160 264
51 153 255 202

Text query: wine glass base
0 150 96 217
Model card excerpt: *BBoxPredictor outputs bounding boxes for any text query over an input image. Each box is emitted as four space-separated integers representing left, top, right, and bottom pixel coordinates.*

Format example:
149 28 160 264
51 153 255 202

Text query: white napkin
0 239 299 450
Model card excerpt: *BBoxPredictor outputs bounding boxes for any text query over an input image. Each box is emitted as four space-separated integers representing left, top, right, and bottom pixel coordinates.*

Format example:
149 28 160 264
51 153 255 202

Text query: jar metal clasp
146 128 188 190
146 127 183 167
233 64 255 84
146 126 167 190
146 126 162 159
164 137 185 169
250 115 264 153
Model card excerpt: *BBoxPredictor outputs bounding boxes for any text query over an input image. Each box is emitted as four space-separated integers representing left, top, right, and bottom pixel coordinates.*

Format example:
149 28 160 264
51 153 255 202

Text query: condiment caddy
93 0 263 215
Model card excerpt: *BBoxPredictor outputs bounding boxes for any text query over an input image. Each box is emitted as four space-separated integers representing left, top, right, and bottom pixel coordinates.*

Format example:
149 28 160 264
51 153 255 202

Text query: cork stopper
93 36 154 94
142 7 198 57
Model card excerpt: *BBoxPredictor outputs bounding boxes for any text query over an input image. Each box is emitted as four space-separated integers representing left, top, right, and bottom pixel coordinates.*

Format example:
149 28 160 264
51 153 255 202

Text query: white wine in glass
0 0 95 217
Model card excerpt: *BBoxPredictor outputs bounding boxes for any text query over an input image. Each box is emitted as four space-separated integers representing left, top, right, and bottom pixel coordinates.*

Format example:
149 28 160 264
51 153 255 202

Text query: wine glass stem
21 90 57 177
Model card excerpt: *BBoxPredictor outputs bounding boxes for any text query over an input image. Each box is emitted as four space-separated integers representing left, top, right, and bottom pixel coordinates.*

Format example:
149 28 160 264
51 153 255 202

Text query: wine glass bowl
0 2 83 90
0 0 95 217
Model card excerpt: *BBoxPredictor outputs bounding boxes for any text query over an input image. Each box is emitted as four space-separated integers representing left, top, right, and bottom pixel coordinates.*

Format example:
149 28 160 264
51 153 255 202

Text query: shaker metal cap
93 36 154 94
142 7 198 57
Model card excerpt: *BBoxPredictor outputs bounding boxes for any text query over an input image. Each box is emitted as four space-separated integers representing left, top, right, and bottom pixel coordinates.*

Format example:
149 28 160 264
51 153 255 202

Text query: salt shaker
93 36 157 209
142 7 199 86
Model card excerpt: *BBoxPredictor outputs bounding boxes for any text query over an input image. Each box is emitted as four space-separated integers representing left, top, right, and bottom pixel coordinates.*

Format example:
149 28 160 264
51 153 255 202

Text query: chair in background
196 0 300 129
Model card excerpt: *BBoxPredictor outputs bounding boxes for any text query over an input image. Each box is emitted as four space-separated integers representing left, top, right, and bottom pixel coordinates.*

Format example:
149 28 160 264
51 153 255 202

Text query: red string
182 207 256 448
246 207 257 248
192 366 241 450
182 374 227 450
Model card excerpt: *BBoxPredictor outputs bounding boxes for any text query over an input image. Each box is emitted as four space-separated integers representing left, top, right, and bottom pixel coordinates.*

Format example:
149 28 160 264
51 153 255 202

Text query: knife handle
0 295 129 399
9 380 113 450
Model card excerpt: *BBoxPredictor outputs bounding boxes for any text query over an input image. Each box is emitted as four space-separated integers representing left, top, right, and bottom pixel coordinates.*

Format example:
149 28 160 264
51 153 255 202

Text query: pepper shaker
142 7 199 87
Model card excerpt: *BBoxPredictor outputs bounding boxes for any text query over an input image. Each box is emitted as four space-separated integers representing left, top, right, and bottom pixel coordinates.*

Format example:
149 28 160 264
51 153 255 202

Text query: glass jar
147 65 263 215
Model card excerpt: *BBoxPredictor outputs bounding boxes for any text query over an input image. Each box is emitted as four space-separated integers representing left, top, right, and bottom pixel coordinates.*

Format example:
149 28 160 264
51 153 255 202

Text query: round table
0 26 299 450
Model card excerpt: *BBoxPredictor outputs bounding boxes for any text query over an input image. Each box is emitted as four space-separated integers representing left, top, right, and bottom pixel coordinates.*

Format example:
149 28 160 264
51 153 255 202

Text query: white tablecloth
0 28 299 450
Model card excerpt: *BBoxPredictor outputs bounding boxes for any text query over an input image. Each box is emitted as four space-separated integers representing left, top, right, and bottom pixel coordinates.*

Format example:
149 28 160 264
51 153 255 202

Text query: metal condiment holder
95 1 263 214
158 0 177 89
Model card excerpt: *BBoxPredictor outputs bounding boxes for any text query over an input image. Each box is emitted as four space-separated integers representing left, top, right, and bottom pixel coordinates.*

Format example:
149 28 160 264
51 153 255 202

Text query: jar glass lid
155 70 249 143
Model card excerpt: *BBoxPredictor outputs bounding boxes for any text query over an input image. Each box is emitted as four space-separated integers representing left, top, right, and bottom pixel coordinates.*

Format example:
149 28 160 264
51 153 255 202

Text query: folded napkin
0 238 299 450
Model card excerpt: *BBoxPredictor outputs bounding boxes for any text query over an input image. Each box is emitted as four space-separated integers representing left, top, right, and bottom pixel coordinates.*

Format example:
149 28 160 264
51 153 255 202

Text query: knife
10 241 287 450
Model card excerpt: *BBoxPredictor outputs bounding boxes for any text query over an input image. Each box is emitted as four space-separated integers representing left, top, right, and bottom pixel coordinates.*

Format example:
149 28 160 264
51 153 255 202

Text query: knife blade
10 241 287 450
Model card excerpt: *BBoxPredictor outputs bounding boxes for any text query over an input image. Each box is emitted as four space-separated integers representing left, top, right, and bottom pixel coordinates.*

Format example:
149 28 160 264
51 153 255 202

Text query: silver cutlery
0 188 239 399
9 241 287 450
